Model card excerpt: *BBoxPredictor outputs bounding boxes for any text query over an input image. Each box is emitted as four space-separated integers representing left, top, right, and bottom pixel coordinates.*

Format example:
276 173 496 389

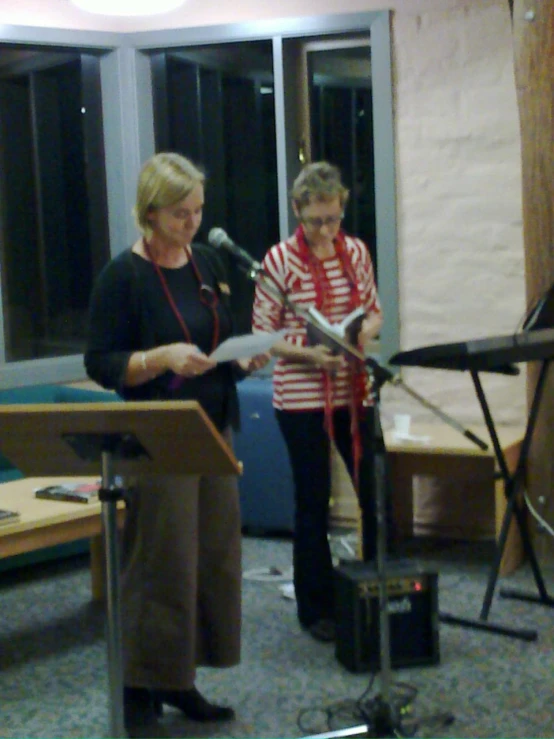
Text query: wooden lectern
0 400 241 738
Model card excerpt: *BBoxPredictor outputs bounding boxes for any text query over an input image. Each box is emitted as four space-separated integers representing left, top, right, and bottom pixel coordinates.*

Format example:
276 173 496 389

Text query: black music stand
391 329 554 641
0 400 241 738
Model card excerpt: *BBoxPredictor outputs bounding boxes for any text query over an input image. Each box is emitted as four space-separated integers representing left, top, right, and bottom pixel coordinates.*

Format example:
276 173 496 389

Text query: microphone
208 227 263 273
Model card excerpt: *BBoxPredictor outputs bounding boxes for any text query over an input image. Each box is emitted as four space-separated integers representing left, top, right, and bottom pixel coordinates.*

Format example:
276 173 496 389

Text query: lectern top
0 400 240 478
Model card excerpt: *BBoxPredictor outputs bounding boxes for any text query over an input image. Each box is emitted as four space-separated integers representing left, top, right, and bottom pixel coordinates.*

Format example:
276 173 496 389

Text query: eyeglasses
301 213 344 230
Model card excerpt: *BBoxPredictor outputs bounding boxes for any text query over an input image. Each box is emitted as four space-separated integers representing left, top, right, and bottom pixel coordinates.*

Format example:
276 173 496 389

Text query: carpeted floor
0 534 553 738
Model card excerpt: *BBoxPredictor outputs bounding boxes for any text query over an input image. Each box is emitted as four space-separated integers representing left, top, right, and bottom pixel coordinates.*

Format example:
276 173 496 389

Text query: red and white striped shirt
252 232 381 411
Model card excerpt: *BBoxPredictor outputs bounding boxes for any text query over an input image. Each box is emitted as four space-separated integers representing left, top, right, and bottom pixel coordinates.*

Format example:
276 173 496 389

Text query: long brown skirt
120 441 242 690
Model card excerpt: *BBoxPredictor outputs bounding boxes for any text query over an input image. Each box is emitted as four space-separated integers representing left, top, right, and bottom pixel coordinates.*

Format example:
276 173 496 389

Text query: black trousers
276 406 394 628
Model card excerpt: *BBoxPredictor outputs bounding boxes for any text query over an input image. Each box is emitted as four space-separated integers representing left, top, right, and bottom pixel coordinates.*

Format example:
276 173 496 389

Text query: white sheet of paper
210 330 286 363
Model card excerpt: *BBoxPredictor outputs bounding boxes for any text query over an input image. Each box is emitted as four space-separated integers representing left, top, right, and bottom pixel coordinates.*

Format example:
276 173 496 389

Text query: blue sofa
0 383 121 572
234 377 295 533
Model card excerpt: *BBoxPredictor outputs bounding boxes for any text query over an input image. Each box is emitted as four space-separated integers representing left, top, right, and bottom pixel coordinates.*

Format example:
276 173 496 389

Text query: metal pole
100 450 125 738
375 445 392 706
371 399 403 736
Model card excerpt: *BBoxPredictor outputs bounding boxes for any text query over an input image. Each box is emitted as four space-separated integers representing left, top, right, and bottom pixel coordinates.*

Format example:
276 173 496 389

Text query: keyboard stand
439 359 554 641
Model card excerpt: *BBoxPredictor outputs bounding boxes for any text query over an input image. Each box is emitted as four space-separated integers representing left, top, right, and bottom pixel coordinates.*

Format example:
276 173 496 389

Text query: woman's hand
358 313 383 350
235 352 271 374
270 338 343 371
166 343 216 378
309 345 344 372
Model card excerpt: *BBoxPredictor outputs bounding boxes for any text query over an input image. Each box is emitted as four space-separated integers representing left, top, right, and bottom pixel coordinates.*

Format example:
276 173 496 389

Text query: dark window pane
310 45 377 272
0 50 110 361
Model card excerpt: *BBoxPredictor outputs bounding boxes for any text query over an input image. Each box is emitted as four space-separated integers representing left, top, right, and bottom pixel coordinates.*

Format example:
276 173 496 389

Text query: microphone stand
300 367 407 739
365 357 489 451
299 357 458 739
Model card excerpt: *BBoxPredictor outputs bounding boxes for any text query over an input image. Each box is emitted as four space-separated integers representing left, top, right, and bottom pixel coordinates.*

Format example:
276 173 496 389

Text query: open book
306 306 366 359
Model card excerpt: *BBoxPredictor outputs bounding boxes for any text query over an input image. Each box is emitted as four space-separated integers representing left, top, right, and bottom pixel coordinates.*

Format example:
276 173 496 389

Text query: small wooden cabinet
330 424 524 575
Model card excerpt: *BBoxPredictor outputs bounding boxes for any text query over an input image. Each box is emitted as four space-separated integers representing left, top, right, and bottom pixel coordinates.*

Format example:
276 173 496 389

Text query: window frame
0 25 123 388
0 11 398 389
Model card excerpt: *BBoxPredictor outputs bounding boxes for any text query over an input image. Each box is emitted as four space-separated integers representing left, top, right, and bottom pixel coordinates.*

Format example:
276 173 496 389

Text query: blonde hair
134 152 206 237
290 161 349 211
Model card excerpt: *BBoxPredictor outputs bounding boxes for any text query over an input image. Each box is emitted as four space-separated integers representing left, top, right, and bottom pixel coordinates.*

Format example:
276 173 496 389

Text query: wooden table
0 477 125 599
331 424 525 576
386 424 524 575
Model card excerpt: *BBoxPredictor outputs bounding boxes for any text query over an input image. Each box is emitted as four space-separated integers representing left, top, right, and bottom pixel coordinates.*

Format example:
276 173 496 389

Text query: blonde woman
85 152 266 737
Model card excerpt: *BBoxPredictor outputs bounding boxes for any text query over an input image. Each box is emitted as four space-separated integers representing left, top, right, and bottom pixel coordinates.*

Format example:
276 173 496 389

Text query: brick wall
380 1 525 430
332 1 525 529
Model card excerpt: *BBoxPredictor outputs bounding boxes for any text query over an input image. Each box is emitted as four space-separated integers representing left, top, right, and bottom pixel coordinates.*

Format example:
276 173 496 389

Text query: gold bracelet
140 351 148 373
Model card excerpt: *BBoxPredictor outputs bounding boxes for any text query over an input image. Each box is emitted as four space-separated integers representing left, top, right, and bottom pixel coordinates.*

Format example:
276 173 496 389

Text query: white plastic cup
394 414 411 436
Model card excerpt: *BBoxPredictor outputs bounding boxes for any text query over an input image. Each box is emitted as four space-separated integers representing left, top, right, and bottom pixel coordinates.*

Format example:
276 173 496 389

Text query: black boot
152 686 235 722
124 686 164 738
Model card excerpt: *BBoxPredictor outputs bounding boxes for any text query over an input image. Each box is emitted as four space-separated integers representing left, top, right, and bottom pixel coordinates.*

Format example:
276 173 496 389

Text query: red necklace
142 237 220 352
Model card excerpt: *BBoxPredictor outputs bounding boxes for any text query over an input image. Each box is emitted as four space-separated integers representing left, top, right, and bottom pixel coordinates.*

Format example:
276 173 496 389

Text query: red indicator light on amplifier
413 581 422 592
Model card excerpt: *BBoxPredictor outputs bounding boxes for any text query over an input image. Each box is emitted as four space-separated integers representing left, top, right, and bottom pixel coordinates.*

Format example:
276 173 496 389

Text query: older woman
252 161 385 643
85 152 265 737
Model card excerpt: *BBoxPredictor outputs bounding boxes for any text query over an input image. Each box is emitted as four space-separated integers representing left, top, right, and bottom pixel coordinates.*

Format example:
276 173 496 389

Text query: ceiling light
70 0 185 16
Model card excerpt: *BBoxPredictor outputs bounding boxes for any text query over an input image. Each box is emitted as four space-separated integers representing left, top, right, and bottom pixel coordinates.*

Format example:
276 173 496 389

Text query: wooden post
512 0 554 559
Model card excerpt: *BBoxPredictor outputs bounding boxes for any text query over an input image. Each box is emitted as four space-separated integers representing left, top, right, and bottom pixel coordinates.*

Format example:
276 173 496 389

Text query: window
0 47 110 366
308 41 376 265
0 12 397 386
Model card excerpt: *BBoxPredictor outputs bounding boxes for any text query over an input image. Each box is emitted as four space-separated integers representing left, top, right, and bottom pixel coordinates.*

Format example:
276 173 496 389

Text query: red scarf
295 225 361 314
295 225 369 491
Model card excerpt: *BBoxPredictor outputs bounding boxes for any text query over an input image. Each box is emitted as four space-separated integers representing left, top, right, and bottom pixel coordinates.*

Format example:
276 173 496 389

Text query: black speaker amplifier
334 559 440 672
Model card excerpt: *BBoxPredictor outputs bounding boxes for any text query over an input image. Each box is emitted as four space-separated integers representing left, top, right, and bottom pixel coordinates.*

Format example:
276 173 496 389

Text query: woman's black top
84 244 242 431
